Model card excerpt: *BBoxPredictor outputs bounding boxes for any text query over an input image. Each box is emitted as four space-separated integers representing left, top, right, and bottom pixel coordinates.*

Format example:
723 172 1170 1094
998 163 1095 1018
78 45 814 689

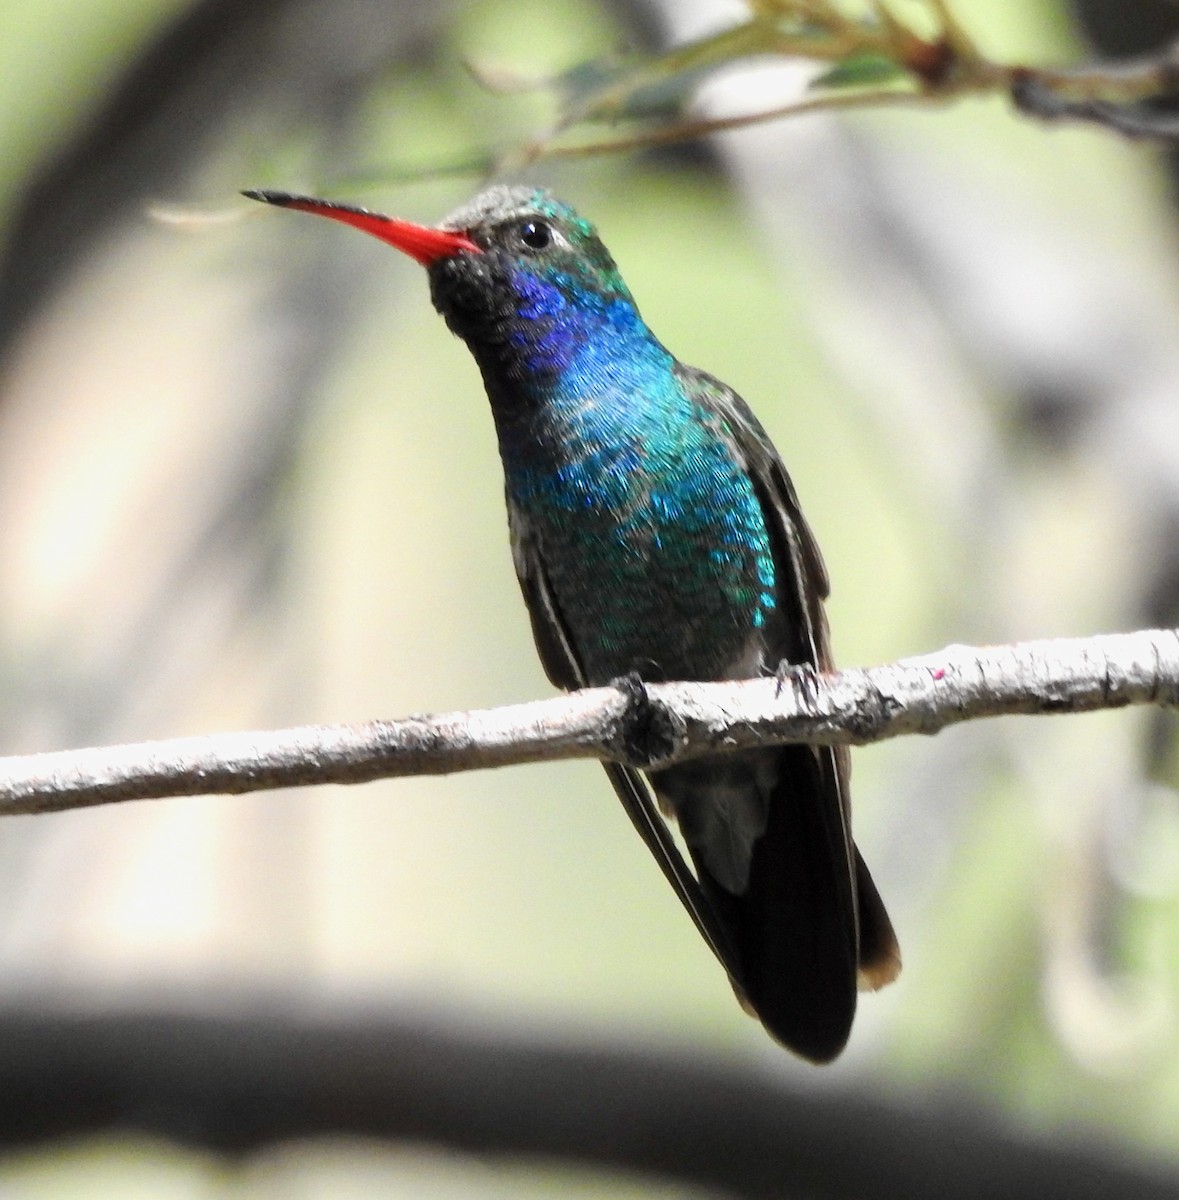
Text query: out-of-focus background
3 0 1179 1193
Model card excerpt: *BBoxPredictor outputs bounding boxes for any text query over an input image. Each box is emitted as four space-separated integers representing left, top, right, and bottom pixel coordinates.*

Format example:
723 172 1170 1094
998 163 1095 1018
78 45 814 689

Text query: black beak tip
241 188 293 207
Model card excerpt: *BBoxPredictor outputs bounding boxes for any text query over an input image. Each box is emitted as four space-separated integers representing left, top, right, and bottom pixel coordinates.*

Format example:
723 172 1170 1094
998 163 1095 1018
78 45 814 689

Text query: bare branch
1 629 1177 817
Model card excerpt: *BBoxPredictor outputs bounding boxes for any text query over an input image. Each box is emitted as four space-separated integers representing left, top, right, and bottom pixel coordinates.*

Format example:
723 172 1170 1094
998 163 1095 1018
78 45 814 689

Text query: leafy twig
468 0 1179 170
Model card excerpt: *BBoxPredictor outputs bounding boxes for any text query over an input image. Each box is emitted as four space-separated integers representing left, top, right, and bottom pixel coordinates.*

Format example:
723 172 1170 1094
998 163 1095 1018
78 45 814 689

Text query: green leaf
813 52 907 90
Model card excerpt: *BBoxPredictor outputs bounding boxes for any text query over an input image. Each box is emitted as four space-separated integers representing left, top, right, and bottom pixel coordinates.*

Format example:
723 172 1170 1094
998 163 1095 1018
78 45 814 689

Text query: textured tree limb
1 628 1176 817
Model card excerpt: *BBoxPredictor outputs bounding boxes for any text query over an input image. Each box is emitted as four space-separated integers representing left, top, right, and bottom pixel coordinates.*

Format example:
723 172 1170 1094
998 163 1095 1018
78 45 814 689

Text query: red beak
242 190 479 265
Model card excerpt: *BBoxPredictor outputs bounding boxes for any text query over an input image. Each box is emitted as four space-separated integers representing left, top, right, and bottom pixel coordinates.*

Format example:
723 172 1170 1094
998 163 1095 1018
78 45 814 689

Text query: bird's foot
773 658 820 704
609 671 681 771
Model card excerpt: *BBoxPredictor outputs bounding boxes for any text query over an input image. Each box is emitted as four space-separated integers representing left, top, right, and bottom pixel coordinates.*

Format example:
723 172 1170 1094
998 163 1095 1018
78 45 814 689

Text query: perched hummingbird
244 185 900 1061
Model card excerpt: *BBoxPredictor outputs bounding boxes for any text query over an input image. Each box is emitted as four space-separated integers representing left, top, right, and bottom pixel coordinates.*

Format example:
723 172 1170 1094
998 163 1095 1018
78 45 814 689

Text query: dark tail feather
704 746 860 1064
608 747 896 1063
854 848 902 990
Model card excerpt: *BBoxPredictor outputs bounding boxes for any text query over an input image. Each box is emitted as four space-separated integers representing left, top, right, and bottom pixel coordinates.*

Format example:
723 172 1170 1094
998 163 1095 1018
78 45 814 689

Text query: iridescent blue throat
482 265 778 684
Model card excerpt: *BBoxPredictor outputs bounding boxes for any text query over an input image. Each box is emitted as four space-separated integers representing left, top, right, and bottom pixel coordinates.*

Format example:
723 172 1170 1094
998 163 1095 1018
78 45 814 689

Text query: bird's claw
609 671 680 771
773 659 820 704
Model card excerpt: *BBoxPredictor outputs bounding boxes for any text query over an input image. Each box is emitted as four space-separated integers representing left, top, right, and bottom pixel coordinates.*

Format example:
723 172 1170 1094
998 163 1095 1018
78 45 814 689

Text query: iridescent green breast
502 290 777 684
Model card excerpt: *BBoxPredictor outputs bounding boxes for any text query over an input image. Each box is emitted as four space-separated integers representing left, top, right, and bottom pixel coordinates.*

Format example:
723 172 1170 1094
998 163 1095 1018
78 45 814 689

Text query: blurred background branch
1 994 1177 1200
492 0 1179 163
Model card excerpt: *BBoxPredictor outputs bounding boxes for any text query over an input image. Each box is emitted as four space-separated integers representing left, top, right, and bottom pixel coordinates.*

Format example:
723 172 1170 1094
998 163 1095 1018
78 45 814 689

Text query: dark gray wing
675 363 832 663
507 503 747 988
675 365 900 991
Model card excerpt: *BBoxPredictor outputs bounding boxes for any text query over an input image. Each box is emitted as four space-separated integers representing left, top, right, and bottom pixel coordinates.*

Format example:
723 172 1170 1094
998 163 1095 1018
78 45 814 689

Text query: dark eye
517 220 552 251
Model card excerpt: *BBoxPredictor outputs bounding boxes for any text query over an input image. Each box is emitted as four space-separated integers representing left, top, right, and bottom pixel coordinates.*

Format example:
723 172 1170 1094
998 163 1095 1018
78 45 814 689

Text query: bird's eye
517 220 552 251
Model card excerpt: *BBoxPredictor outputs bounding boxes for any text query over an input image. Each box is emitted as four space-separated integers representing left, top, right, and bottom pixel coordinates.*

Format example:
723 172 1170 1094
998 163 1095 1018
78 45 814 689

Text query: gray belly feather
653 749 780 894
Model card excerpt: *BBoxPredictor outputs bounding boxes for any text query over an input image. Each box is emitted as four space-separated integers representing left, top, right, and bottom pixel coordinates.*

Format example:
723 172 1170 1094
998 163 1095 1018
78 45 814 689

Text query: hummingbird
244 184 900 1061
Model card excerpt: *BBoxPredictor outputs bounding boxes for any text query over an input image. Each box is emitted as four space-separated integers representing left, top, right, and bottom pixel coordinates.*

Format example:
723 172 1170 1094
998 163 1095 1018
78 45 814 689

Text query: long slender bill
242 190 479 264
